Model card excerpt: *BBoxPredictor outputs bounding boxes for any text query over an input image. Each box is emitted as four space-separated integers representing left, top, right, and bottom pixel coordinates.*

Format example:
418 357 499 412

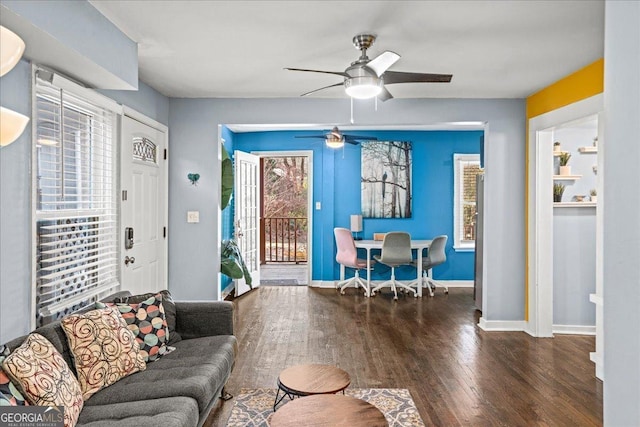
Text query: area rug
225 388 425 426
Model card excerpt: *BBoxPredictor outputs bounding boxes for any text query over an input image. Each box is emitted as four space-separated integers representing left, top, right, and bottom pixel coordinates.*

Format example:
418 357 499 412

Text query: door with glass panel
120 114 168 296
234 151 261 297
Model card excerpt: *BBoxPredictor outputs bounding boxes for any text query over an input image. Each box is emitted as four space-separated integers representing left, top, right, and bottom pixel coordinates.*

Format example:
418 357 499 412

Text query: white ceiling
89 0 604 100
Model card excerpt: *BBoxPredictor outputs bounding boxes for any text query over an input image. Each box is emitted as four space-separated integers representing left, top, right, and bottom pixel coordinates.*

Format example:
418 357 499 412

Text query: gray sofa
2 291 236 427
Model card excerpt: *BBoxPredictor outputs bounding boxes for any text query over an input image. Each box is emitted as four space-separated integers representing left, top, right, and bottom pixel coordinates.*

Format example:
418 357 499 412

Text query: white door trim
121 106 169 294
526 93 603 337
251 150 313 287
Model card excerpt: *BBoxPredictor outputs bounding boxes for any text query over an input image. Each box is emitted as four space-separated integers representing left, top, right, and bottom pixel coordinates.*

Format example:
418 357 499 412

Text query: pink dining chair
334 227 373 295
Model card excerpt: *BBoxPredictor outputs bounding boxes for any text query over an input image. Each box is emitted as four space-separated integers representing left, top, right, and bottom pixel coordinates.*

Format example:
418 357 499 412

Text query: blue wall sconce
188 173 200 185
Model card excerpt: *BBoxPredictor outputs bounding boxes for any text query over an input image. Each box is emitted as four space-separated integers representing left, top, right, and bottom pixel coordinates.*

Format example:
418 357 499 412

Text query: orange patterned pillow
2 333 83 427
61 306 146 400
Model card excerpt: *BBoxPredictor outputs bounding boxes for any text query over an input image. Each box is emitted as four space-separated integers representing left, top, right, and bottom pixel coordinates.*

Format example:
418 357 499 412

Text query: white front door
121 113 168 295
234 151 261 297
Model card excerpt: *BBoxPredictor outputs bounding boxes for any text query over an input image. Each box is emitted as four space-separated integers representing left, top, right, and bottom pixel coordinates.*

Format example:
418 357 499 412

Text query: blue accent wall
233 129 481 283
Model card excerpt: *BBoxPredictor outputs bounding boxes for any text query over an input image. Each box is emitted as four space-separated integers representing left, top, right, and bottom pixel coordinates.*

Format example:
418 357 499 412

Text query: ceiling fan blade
344 135 378 142
366 51 400 77
383 71 453 84
300 83 345 97
285 68 349 78
295 135 328 139
378 86 394 102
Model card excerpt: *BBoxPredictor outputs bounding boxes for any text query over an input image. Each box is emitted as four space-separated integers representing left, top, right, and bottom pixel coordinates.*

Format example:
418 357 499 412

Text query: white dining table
340 239 432 297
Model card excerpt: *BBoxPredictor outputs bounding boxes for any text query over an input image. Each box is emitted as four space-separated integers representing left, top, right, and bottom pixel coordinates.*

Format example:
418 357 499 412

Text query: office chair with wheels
420 235 448 296
371 232 417 300
334 227 374 295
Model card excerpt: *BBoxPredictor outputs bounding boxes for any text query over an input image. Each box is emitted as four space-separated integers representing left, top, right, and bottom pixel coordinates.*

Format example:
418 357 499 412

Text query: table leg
417 249 423 297
366 248 372 297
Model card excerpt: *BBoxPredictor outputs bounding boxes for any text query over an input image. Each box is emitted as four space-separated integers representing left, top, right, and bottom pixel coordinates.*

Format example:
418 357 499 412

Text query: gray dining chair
371 232 417 300
419 235 448 296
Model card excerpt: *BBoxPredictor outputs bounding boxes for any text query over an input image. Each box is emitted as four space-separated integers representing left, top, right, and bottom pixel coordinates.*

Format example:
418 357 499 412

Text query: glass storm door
234 151 261 296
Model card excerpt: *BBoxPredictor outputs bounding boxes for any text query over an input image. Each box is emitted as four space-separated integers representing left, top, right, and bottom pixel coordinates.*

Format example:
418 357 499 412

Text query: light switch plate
187 211 199 223
315 202 321 210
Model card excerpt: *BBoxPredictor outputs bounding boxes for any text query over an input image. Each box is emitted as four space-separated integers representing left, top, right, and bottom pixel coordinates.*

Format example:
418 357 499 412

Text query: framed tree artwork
361 141 412 218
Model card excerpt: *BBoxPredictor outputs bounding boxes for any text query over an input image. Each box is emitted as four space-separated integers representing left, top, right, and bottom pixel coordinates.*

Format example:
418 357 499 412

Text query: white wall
603 0 640 424
168 98 526 324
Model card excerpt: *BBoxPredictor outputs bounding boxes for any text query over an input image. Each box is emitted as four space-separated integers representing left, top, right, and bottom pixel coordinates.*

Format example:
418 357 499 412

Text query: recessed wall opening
527 93 603 379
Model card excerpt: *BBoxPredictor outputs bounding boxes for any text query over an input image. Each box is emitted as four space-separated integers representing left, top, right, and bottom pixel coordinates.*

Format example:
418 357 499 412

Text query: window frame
453 153 481 252
31 66 123 329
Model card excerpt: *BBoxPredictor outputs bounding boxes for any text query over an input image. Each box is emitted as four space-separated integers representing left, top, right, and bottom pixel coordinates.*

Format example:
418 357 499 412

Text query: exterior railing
263 217 307 263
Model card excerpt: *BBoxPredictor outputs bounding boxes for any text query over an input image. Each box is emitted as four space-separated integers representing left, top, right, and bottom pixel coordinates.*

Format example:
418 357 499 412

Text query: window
453 154 481 251
33 69 121 327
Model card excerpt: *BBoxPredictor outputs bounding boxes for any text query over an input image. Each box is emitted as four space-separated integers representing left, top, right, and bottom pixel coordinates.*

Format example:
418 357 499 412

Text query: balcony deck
260 263 308 286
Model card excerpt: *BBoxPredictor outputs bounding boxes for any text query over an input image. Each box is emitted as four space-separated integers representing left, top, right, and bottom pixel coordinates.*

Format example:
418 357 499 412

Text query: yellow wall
524 59 603 320
527 59 604 119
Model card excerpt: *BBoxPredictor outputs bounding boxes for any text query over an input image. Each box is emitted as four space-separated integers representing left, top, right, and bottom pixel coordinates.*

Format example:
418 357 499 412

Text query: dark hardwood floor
205 286 602 426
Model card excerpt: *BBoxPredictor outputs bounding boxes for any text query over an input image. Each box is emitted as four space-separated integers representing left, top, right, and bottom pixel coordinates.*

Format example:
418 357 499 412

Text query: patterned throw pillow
0 345 29 406
61 306 146 400
2 334 83 427
97 293 172 362
115 290 182 345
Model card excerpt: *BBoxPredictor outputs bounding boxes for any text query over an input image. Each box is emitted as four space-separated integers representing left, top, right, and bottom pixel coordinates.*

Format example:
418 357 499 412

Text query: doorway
256 151 312 286
527 94 603 343
120 109 168 296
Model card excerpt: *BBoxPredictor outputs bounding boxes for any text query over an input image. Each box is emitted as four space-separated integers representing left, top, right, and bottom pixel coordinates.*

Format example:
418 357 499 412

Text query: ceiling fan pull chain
375 96 378 111
350 97 354 124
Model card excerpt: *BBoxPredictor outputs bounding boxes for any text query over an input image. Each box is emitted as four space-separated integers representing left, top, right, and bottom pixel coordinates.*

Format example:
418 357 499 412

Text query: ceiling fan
295 126 377 148
285 34 452 102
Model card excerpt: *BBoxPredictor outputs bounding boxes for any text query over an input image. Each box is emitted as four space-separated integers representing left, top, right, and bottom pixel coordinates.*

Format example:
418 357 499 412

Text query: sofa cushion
115 290 182 345
61 307 146 400
84 335 237 414
0 346 29 406
96 293 172 362
77 396 198 427
2 334 83 427
0 370 29 406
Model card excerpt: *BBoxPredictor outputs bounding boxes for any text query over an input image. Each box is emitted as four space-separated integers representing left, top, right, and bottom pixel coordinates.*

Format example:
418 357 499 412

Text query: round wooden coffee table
273 364 350 410
269 394 388 427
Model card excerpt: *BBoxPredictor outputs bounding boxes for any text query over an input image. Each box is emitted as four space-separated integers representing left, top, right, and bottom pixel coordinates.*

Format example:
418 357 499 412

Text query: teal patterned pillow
0 346 29 406
97 293 173 362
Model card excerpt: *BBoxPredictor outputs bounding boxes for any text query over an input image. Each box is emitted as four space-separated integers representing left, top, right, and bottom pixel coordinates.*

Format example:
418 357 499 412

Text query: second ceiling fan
296 126 377 148
286 34 452 101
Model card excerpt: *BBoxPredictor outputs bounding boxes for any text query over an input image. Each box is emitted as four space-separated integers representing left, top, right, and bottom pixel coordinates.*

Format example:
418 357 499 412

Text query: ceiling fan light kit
0 25 29 147
344 75 382 99
286 33 452 102
325 138 345 149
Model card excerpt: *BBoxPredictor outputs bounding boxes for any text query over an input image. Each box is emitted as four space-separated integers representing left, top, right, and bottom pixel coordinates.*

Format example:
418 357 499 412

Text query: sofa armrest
174 301 234 339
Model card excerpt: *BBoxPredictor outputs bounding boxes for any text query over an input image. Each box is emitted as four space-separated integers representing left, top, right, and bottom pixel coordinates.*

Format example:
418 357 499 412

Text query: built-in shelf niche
554 202 596 208
579 146 598 153
553 175 582 180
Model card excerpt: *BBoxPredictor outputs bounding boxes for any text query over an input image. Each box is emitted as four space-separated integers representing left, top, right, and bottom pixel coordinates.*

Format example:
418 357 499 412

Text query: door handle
124 256 136 266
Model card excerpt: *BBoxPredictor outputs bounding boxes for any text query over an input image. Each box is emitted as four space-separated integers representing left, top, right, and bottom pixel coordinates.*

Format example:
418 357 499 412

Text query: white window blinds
453 154 481 251
34 70 121 327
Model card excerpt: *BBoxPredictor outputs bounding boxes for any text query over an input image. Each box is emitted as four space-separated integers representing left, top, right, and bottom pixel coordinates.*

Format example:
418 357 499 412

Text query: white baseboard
438 280 473 288
310 280 336 288
478 318 526 331
553 324 596 335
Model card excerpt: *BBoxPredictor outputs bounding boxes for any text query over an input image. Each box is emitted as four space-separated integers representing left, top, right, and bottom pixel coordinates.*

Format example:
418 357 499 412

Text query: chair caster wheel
393 296 398 301
340 291 345 295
